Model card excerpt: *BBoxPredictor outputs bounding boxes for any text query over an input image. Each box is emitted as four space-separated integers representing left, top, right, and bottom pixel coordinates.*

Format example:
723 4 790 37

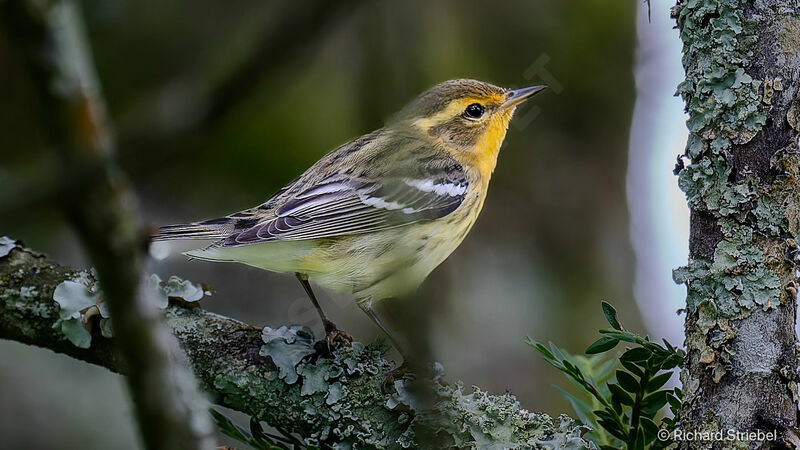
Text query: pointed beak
502 85 547 108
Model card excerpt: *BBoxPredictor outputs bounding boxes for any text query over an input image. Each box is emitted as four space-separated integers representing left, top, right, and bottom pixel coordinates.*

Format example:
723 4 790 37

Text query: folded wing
223 167 468 246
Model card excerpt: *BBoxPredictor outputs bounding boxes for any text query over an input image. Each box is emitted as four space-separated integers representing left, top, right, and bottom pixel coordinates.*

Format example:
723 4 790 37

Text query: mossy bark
673 0 800 447
0 240 591 449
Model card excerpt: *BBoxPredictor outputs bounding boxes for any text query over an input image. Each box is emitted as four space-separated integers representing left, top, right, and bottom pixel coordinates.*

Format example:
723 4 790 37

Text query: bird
154 78 546 356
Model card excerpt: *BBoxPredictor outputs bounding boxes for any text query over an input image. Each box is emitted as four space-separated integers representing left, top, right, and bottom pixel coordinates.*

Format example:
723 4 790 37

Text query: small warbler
156 79 546 353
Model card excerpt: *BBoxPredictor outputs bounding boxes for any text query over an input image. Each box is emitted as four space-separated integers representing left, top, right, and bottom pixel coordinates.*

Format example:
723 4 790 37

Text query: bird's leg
295 273 352 349
358 301 410 391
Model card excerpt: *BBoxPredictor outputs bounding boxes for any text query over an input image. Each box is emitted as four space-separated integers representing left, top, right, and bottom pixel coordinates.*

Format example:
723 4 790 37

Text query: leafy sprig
528 302 685 450
210 409 318 450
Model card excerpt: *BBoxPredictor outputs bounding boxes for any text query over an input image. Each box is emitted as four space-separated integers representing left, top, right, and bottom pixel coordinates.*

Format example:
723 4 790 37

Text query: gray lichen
0 236 16 258
673 219 782 317
50 272 207 348
250 328 595 448
387 364 591 449
672 0 797 360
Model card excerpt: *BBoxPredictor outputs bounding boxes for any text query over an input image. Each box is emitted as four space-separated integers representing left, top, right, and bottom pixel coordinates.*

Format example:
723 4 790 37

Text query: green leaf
620 359 644 377
562 359 582 378
667 392 682 411
594 408 616 423
620 347 650 363
586 335 619 354
650 352 668 369
640 417 660 444
597 417 626 441
608 383 634 406
646 372 673 392
527 338 557 361
210 409 253 443
599 330 639 344
660 353 685 370
633 426 645 450
209 409 289 450
641 390 669 415
549 342 566 361
644 342 668 355
554 385 594 427
601 301 623 330
610 398 623 416
250 418 290 449
593 357 619 383
616 370 640 393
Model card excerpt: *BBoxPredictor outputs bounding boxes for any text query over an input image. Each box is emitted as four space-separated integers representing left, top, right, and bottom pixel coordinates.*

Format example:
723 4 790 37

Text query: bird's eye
464 103 484 119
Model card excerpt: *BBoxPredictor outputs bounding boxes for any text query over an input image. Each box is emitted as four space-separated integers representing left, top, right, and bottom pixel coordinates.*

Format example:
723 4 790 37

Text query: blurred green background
0 0 645 447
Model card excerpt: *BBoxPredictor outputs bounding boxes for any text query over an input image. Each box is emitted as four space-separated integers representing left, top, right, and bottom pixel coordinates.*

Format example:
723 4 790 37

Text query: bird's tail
153 220 230 241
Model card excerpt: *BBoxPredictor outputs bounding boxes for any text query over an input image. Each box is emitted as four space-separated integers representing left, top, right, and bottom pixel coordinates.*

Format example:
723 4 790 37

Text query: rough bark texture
673 0 800 447
0 1 214 448
0 240 592 449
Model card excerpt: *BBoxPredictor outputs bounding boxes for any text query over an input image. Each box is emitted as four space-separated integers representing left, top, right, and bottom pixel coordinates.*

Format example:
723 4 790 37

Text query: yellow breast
458 109 514 184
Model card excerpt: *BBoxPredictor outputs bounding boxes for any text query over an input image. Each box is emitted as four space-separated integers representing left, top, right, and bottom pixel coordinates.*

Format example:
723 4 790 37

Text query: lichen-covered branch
0 1 213 448
0 240 591 449
672 0 800 446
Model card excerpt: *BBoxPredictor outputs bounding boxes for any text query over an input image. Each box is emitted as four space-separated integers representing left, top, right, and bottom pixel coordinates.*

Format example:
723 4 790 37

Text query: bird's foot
323 319 353 350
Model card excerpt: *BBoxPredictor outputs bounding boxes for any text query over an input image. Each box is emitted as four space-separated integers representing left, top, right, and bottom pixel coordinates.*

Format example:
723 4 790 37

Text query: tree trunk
673 0 800 447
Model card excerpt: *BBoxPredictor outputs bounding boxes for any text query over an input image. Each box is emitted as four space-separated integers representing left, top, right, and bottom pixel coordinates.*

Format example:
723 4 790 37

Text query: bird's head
392 79 546 178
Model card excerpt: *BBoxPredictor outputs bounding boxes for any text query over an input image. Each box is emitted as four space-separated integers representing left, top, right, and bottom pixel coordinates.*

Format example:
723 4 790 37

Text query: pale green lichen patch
0 237 16 258
387 363 592 449
675 0 764 145
52 280 101 347
673 220 782 317
259 325 316 384
752 197 783 235
143 274 209 309
673 0 765 214
234 337 407 447
50 273 207 348
237 329 592 448
677 157 756 214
